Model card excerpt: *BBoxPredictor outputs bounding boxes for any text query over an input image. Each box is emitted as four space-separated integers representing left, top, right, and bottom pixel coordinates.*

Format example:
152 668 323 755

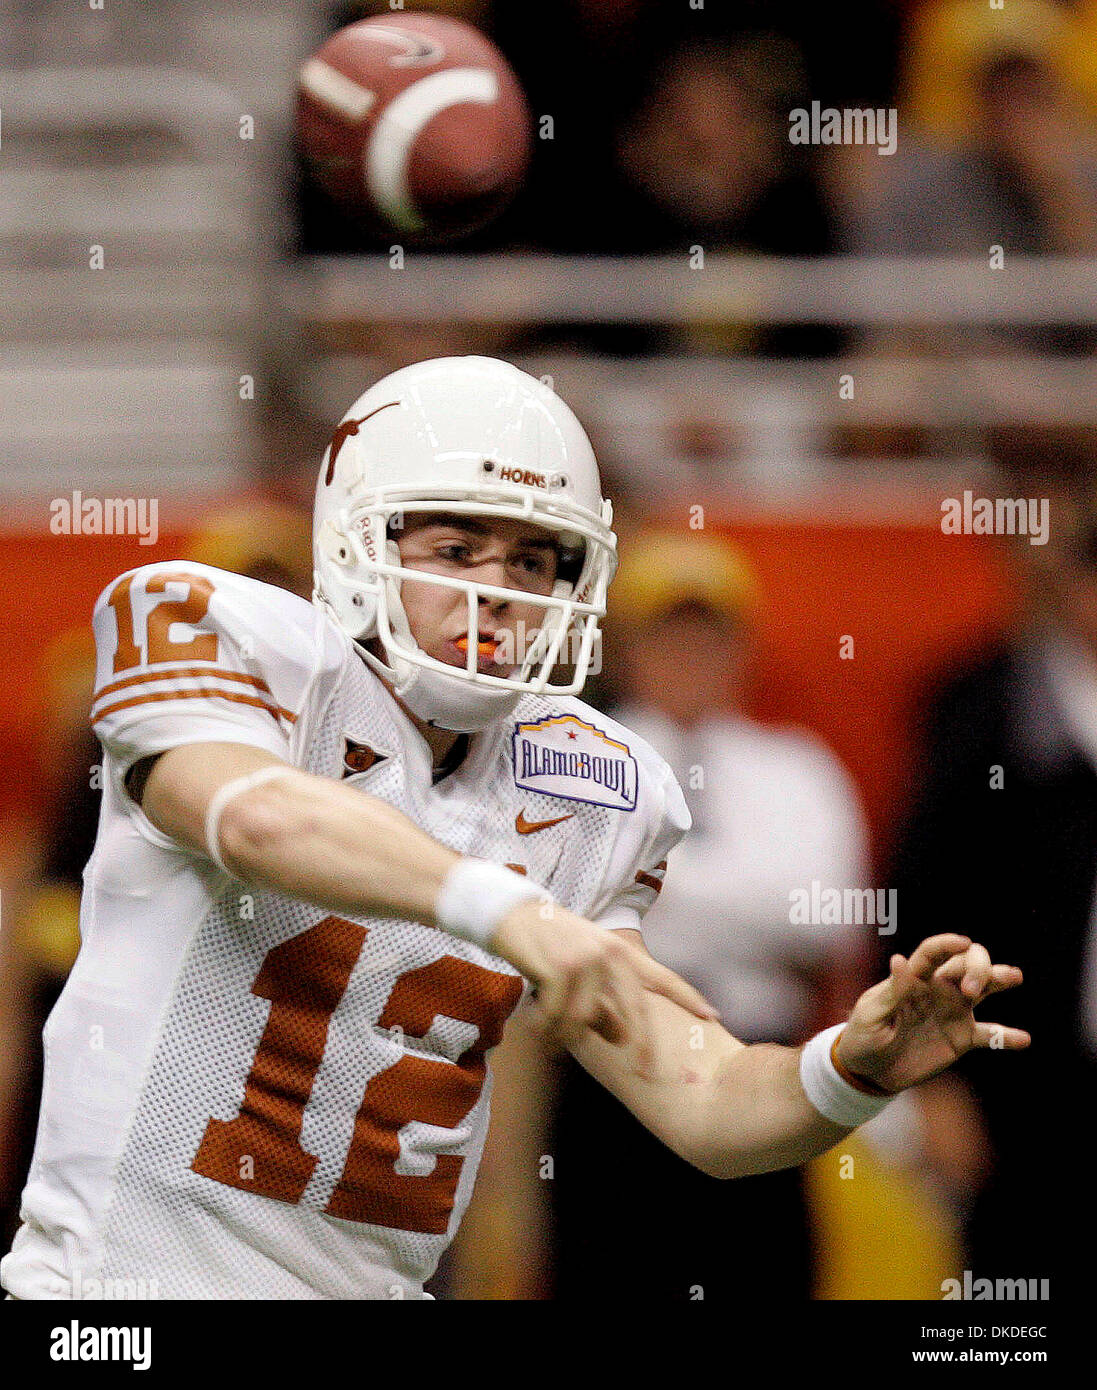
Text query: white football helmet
313 356 617 732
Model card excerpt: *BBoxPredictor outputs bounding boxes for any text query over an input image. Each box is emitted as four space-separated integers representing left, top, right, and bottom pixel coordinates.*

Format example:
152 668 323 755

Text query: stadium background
1 0 1093 1299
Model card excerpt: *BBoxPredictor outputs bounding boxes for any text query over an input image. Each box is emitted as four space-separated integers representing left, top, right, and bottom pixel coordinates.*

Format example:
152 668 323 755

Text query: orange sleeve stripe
93 665 274 704
634 870 663 893
92 686 297 727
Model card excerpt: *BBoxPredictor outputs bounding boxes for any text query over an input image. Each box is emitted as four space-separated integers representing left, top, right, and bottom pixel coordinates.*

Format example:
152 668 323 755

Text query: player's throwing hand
492 899 719 1078
833 933 1030 1095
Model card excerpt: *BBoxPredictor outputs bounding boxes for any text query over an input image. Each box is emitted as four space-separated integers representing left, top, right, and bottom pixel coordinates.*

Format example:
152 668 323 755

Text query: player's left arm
568 929 1030 1180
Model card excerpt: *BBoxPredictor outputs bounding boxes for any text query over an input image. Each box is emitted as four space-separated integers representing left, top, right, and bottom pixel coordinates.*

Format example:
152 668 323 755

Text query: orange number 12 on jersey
191 916 523 1234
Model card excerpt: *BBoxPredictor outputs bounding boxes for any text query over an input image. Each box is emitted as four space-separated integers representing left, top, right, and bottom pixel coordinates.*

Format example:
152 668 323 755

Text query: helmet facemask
316 489 616 730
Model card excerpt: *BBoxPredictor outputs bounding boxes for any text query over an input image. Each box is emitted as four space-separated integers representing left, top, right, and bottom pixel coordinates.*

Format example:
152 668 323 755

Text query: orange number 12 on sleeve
107 572 219 674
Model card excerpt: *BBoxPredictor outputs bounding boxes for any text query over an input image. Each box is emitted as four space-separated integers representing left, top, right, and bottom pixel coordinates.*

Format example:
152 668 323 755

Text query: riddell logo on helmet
498 466 547 488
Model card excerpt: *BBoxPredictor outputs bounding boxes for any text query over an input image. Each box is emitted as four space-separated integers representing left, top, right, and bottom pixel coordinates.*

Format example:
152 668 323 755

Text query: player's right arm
90 563 714 1071
137 742 713 1066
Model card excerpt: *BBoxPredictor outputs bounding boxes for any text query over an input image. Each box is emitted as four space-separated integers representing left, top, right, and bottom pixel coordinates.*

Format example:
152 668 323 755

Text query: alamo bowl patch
512 714 638 811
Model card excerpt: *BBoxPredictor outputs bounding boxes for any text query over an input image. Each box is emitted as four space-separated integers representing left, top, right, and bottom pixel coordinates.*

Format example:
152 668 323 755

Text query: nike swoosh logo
515 810 575 835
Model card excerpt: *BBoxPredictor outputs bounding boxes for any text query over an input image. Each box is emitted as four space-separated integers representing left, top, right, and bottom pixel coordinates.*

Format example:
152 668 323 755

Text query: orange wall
718 520 1015 858
0 530 188 819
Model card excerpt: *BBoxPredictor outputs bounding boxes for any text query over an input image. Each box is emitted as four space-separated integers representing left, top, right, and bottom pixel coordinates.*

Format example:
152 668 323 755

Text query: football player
2 358 1028 1300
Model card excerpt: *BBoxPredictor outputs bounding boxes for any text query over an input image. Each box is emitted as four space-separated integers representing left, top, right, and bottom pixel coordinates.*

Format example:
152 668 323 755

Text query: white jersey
2 562 688 1300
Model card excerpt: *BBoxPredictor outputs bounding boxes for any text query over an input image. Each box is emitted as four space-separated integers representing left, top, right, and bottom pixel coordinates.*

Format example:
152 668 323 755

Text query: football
296 12 531 241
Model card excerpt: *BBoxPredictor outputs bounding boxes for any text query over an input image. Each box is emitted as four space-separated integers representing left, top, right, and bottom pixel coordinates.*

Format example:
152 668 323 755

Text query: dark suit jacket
886 640 1097 1293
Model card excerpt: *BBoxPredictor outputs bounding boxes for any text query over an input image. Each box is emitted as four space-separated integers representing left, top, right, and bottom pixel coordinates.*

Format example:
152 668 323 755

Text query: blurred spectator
252 361 338 514
491 0 896 257
886 424 1097 1291
902 0 1094 149
511 31 841 356
834 0 1097 354
608 38 826 255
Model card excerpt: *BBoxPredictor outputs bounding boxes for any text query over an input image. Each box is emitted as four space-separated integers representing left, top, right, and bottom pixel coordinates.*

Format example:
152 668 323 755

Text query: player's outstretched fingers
634 954 720 1021
869 953 922 1015
602 941 655 1077
971 1020 1031 1050
933 955 970 985
933 942 992 999
942 962 1024 1010
978 963 1024 999
959 942 994 998
906 934 972 981
529 966 585 1048
562 955 609 1040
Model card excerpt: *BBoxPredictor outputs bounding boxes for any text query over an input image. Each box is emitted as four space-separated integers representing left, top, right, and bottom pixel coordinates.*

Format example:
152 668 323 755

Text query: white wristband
204 764 299 877
799 1023 894 1128
435 858 548 952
